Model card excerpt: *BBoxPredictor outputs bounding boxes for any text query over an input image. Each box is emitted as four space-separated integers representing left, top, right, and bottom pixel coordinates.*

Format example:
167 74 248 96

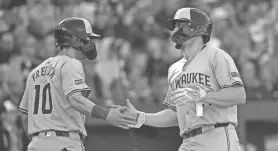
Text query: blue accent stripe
163 102 177 111
222 81 243 88
66 88 91 98
19 108 28 114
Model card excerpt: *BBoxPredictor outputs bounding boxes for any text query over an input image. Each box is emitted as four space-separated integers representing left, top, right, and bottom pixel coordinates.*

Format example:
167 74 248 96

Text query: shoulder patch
74 79 84 85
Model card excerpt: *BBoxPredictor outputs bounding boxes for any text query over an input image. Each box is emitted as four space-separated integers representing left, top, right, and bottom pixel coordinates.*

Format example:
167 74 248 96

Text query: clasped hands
109 99 145 129
109 88 208 129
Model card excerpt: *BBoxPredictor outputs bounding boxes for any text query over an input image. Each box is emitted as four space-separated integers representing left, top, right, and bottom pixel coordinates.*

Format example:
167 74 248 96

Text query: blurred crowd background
0 0 277 151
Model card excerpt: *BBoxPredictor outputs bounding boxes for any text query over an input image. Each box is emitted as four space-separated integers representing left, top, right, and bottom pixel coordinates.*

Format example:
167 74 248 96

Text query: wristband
91 105 110 120
129 111 146 128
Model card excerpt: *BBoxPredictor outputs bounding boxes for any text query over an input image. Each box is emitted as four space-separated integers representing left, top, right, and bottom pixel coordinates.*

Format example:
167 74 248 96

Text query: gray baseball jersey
163 45 243 136
19 56 91 137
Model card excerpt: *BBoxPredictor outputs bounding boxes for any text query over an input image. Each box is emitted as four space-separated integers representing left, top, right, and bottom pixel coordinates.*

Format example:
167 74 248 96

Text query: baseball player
19 17 136 151
117 8 246 151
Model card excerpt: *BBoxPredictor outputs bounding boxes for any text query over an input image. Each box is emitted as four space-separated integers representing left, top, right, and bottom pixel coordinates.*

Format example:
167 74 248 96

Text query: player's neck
58 49 72 57
182 42 205 60
57 49 78 59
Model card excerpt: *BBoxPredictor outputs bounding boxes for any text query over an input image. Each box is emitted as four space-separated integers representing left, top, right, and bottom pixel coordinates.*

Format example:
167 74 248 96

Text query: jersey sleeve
61 59 91 99
19 79 29 114
212 50 243 88
162 65 177 111
162 87 177 111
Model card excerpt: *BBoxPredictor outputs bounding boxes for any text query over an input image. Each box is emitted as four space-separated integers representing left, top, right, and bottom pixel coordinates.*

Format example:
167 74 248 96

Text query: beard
174 36 194 49
175 43 182 49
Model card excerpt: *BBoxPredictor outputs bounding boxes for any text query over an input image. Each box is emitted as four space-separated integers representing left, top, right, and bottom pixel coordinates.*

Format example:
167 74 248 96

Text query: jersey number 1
33 83 53 115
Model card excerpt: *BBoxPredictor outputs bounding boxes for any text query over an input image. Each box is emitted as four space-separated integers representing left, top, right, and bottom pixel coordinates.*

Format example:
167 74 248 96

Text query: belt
182 123 230 139
33 131 82 140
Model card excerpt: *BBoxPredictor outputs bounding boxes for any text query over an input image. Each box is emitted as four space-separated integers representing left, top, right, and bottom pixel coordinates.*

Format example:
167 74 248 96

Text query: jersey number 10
33 83 53 115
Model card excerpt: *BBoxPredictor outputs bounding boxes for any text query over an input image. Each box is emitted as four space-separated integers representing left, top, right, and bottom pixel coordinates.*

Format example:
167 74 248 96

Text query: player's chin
80 52 88 61
78 56 87 61
182 40 194 51
179 43 188 51
175 42 187 50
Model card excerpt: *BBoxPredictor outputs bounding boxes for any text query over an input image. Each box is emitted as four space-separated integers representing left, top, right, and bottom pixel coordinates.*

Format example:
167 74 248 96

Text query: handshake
104 87 208 130
105 99 145 130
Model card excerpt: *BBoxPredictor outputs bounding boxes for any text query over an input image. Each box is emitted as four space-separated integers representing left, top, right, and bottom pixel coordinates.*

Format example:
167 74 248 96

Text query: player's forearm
144 109 178 127
68 94 95 115
68 93 109 120
204 86 246 107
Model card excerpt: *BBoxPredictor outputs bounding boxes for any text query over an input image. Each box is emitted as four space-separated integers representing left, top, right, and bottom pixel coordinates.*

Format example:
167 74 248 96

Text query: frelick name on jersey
170 72 211 90
31 64 55 82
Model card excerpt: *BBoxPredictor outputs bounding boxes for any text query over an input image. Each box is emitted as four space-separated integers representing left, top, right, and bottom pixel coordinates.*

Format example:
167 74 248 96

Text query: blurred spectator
8 34 39 85
94 37 132 105
0 65 8 151
0 33 15 64
37 33 58 61
0 93 23 151
75 1 97 25
0 0 26 9
0 64 23 151
145 37 168 84
259 65 276 100
242 61 261 100
3 77 25 106
27 0 56 40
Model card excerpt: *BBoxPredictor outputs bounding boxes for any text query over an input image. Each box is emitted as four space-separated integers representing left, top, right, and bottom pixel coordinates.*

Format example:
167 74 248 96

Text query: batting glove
170 88 207 104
